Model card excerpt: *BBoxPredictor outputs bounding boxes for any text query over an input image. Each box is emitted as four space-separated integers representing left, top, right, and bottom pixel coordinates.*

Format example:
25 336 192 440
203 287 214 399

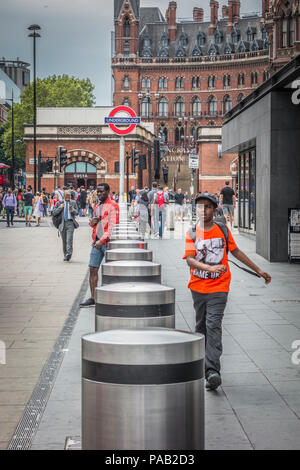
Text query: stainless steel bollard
82 328 205 450
95 282 174 330
108 240 148 250
111 232 143 241
101 260 161 285
105 248 152 262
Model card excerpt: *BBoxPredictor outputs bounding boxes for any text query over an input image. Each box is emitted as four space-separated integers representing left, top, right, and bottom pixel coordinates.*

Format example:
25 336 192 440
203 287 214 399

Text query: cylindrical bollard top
95 282 174 306
102 260 160 277
82 328 205 367
108 240 148 250
110 233 143 241
105 248 152 262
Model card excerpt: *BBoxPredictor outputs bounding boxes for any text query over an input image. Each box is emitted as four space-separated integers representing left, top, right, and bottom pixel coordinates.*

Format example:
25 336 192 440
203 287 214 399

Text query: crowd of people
0 185 101 227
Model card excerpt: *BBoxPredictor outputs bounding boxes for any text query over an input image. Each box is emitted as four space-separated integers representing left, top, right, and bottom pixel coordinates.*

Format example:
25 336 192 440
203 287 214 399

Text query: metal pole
148 143 152 188
126 153 129 202
119 136 125 203
33 33 37 194
11 91 15 189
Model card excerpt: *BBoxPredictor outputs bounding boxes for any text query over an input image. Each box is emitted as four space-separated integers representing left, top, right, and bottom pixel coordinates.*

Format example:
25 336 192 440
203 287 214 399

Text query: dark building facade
112 0 271 193
222 56 300 262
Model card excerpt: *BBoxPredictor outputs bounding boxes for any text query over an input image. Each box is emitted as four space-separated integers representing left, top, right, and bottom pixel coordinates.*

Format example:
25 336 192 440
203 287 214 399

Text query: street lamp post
28 24 41 194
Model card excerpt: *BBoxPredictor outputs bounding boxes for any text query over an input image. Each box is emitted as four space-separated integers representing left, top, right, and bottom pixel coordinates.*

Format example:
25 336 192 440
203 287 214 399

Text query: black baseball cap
195 192 218 208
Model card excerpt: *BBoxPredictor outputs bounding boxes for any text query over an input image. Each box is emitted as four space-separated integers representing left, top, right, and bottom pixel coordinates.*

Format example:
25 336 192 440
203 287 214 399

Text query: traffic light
46 159 53 172
40 162 48 175
139 154 147 171
58 146 68 172
131 148 140 173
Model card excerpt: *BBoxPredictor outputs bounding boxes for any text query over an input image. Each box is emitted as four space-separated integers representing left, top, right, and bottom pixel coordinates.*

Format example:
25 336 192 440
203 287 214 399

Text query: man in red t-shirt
183 193 271 390
80 183 118 308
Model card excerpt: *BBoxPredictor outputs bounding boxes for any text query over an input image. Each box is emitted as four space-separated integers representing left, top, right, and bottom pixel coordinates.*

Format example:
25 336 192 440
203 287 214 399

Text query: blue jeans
89 244 107 268
5 206 14 225
154 208 166 237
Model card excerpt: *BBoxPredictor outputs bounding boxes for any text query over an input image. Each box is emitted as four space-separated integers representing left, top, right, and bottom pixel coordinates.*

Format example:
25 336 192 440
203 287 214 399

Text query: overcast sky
1 0 261 105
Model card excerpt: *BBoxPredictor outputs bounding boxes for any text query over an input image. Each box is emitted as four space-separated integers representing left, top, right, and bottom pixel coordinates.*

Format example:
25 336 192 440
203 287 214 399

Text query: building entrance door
64 162 97 190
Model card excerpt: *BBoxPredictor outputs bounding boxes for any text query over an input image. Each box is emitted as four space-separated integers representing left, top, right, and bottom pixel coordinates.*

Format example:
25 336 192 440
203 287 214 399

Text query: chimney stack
222 5 228 18
209 0 219 35
193 7 204 22
232 0 241 22
227 0 234 34
262 0 269 18
166 1 177 42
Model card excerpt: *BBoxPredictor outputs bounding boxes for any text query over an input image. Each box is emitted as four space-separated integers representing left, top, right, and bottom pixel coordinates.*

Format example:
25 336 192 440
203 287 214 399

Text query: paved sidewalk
0 217 92 449
29 228 300 450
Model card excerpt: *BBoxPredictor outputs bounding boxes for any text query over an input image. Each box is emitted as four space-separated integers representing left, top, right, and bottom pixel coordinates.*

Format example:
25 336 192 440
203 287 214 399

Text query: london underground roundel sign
105 106 141 136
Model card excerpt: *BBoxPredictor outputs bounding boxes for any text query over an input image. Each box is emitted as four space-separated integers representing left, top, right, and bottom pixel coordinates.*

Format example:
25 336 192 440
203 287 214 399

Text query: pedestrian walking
23 188 35 226
162 163 169 184
33 192 44 226
52 190 78 262
153 185 169 238
2 189 17 227
219 181 236 228
137 191 150 237
79 186 87 217
41 188 49 217
175 188 185 222
147 182 158 233
183 192 271 391
80 183 117 308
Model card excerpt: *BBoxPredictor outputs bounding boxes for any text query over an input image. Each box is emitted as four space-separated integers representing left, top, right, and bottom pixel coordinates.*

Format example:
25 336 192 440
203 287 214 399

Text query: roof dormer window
214 28 222 45
179 33 188 47
197 32 206 46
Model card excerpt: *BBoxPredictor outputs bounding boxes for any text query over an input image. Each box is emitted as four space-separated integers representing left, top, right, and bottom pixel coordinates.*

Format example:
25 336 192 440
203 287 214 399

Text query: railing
112 49 269 66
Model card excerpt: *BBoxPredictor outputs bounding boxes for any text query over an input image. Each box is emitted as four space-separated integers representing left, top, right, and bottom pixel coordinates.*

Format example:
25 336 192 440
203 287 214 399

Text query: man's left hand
257 269 272 284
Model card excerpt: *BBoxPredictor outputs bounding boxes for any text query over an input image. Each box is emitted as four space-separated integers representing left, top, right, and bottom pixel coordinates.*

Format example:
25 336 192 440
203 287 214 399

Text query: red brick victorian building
112 0 271 193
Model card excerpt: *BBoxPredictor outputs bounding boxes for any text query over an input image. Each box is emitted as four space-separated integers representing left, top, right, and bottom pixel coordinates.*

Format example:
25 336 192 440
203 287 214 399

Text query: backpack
42 195 48 204
52 204 62 229
156 192 165 208
189 222 229 254
188 222 260 277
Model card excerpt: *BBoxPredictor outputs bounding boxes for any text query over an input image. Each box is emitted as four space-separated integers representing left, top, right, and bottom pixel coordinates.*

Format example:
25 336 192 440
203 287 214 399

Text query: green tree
1 75 95 166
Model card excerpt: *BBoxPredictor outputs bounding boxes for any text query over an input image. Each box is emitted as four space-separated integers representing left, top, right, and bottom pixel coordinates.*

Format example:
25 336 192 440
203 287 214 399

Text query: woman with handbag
33 192 44 227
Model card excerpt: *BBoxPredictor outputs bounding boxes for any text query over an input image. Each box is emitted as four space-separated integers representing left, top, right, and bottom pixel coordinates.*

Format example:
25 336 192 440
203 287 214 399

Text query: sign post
105 106 141 204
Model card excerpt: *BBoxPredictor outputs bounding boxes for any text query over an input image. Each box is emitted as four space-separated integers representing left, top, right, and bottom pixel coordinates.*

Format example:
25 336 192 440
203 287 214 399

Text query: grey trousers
61 220 75 257
191 290 228 378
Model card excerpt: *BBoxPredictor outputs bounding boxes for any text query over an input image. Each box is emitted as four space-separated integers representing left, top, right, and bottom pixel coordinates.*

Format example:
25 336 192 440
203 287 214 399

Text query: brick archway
66 149 107 173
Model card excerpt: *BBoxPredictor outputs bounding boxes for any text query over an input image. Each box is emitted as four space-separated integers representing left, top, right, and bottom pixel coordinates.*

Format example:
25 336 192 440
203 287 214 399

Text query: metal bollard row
82 217 205 451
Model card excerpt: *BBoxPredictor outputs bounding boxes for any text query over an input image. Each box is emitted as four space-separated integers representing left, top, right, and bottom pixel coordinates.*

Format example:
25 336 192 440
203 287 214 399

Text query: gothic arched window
231 28 239 44
238 73 245 86
142 97 151 117
192 46 202 57
176 47 185 57
214 28 222 45
123 17 130 38
223 95 232 114
175 97 184 117
192 97 201 117
197 32 206 46
237 41 246 53
251 40 259 51
208 96 217 116
161 33 169 48
208 75 216 88
123 75 129 88
208 43 217 56
224 42 232 54
159 97 168 117
237 93 244 103
124 41 130 57
159 48 168 57
179 33 188 47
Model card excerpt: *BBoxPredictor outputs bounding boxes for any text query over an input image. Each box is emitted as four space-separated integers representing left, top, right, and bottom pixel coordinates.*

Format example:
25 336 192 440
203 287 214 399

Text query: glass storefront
238 149 256 232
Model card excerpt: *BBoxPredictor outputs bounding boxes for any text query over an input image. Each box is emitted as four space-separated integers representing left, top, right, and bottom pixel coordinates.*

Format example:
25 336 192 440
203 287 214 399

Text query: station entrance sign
105 106 141 136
